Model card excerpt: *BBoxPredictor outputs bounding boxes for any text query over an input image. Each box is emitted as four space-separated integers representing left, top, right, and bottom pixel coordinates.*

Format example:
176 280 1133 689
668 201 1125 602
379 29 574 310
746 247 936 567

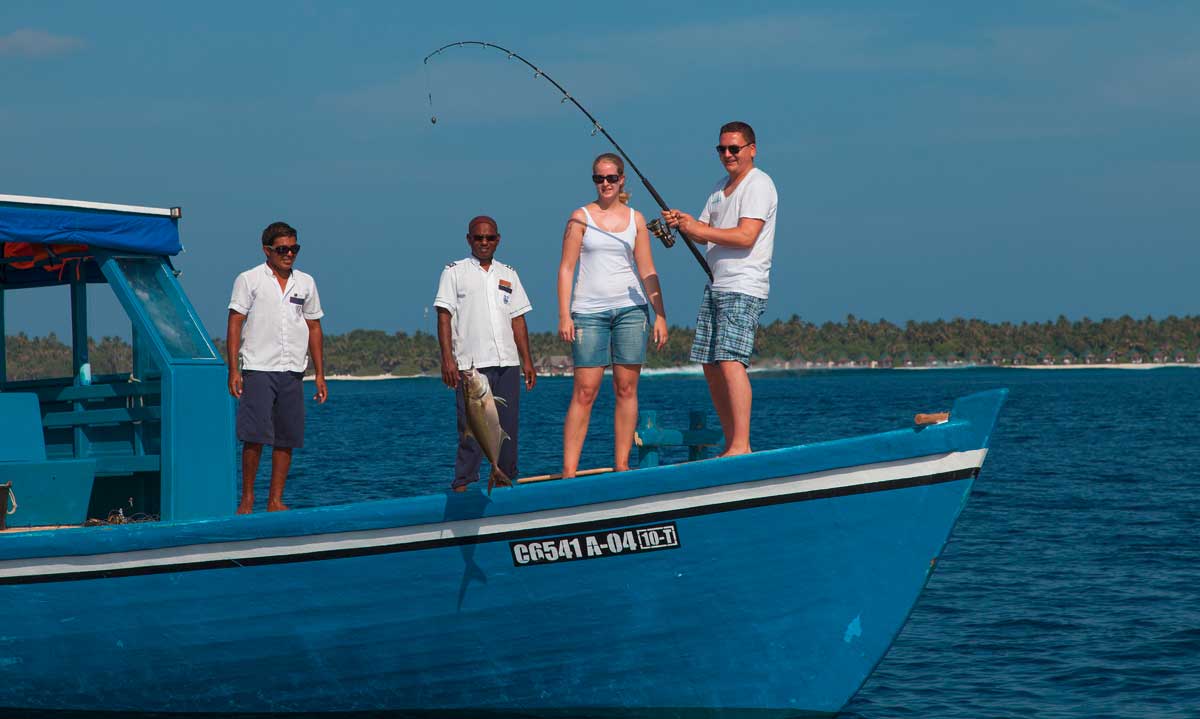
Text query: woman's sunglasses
592 174 622 184
715 143 752 156
270 244 301 256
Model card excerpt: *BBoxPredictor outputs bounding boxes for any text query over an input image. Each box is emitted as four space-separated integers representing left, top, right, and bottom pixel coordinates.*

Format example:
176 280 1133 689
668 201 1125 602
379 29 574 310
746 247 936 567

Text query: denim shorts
689 287 767 367
572 305 650 367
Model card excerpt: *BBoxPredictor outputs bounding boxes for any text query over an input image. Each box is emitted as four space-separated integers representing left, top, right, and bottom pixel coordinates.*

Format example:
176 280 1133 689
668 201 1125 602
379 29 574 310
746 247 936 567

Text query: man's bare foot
614 465 630 472
237 499 254 514
266 502 290 512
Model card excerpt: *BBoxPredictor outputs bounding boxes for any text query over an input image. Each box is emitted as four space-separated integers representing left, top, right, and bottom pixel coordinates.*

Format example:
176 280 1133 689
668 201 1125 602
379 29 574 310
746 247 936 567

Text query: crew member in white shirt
226 221 327 514
434 215 536 492
663 121 778 457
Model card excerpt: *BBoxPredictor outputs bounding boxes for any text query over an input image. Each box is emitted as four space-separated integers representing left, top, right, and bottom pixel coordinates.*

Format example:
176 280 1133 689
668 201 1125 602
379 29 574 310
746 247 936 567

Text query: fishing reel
647 218 676 248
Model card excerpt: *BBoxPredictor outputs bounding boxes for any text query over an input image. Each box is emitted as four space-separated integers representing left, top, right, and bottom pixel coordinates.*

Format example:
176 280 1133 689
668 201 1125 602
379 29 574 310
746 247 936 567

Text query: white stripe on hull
0 449 985 580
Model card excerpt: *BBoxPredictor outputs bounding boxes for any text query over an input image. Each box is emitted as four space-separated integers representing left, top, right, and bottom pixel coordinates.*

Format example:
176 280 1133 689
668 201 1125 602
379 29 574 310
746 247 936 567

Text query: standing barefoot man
664 121 777 457
434 215 536 492
227 221 327 513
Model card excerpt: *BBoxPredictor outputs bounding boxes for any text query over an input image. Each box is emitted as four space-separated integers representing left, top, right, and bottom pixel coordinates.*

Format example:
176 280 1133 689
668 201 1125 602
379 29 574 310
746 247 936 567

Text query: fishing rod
423 41 713 282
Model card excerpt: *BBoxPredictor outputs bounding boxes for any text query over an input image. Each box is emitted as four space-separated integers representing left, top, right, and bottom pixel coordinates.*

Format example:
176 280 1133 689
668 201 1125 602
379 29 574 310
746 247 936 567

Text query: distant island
4 314 1198 381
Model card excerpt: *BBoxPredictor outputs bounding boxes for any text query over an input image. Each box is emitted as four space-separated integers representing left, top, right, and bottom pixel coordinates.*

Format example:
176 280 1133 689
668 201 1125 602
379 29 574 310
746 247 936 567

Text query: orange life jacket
3 242 91 280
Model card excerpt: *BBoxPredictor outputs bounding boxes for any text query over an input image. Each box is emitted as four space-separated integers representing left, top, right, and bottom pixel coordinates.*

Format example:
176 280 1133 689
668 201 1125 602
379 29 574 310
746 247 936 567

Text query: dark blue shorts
237 370 306 448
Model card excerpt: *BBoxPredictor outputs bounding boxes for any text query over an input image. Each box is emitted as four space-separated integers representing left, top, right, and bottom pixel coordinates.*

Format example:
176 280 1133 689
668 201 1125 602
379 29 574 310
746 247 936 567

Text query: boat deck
1 524 79 533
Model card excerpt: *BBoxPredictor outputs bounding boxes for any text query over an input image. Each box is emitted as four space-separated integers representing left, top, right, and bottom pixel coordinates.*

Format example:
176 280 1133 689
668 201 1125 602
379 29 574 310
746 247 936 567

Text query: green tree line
4 333 132 381
4 314 1198 381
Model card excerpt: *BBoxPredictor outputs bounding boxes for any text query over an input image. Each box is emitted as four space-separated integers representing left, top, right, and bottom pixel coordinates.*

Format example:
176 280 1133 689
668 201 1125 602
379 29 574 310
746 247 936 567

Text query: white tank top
571 206 648 314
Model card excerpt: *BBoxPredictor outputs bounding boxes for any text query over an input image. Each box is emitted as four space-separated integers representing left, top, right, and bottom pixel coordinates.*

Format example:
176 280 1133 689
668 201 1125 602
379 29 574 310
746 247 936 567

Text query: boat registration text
510 523 680 567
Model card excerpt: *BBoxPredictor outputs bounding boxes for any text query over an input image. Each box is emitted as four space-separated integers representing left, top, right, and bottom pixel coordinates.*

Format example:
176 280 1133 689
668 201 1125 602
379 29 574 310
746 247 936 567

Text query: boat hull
0 390 1006 716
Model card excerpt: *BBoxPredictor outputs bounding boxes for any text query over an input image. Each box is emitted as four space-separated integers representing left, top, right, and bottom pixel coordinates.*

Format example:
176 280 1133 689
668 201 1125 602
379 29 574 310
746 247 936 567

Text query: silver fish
462 368 512 494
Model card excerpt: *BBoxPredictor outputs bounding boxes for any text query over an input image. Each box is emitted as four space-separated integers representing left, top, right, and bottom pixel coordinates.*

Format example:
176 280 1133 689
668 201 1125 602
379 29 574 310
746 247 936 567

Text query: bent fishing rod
423 41 713 282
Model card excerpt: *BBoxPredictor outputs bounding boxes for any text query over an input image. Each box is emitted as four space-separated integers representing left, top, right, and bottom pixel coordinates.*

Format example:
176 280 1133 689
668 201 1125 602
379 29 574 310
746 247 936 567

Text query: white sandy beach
324 373 421 381
896 363 1200 371
319 363 1199 380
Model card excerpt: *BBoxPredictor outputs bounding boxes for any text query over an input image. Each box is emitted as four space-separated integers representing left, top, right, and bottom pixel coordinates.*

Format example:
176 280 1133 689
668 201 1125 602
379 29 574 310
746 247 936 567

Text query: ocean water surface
257 368 1199 718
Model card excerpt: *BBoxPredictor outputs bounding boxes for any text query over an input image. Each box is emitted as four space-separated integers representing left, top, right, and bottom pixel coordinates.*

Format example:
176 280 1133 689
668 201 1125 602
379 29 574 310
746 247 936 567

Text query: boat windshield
112 258 216 360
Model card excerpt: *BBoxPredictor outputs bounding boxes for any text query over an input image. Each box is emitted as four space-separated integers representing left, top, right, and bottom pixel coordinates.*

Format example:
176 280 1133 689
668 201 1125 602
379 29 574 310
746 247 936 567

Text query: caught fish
461 368 512 494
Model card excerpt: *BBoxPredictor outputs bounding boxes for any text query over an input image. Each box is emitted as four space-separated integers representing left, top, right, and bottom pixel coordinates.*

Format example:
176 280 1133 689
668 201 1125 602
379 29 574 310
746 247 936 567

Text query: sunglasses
592 174 622 185
270 244 301 256
715 143 753 156
469 234 499 242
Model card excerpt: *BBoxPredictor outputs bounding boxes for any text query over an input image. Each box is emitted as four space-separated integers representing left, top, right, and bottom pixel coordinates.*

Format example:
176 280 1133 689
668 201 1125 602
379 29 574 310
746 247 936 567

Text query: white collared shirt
434 256 532 370
229 263 324 372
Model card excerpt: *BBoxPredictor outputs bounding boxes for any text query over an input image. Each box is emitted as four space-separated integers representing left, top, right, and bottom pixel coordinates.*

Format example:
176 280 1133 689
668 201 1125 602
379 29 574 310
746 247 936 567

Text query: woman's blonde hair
593 152 630 204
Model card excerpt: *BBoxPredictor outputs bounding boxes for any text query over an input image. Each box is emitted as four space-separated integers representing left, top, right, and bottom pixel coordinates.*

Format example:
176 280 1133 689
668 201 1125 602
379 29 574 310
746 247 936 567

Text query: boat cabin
0 194 235 527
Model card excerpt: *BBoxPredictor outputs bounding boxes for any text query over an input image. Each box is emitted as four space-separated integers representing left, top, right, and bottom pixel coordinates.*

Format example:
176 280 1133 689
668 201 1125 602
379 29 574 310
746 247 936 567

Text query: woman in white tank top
557 153 669 478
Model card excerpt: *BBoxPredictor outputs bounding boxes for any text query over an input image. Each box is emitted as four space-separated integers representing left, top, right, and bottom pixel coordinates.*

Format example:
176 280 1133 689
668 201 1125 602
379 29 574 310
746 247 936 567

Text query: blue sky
3 1 1196 338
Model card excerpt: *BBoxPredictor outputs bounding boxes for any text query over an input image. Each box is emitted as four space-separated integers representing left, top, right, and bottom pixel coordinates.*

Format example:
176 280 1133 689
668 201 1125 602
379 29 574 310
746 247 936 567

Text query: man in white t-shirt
434 215 536 492
227 221 327 514
663 121 778 457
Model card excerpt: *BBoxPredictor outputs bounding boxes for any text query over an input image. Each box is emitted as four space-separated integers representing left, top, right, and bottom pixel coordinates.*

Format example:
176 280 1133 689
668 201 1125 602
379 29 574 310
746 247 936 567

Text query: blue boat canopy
0 194 181 256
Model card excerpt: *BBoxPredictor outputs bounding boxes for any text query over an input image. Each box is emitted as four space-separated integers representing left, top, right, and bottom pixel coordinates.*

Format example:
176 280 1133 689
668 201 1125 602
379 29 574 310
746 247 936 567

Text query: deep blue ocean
258 368 1199 719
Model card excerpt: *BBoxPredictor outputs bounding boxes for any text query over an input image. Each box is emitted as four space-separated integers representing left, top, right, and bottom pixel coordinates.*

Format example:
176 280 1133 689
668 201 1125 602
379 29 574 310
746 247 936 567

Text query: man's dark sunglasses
715 143 753 156
470 234 499 242
592 174 622 184
271 244 301 256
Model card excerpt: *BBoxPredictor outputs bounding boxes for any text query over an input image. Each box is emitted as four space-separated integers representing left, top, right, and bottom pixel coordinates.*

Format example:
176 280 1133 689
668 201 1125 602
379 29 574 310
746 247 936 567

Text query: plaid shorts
689 286 767 366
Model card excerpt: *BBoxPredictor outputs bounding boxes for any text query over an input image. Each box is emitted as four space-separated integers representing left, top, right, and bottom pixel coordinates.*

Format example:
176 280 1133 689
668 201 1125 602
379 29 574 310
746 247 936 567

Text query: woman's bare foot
237 499 254 515
716 446 752 459
266 502 290 512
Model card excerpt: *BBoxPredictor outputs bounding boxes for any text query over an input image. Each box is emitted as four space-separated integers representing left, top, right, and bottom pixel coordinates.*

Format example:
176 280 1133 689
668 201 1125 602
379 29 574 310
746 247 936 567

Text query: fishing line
423 56 437 124
422 40 713 281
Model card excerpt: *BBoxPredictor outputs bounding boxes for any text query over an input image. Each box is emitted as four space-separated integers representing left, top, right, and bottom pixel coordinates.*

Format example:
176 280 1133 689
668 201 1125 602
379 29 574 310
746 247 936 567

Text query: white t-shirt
698 167 777 299
433 256 532 370
571 206 648 314
228 263 324 373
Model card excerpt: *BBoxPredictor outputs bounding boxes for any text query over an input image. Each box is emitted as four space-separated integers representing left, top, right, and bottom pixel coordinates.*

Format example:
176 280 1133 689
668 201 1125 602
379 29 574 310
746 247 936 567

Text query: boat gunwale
0 389 1006 562
0 448 985 585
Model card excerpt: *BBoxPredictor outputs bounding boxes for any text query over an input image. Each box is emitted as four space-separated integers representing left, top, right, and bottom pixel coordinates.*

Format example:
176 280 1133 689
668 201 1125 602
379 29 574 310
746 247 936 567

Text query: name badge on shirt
498 280 513 294
290 295 306 305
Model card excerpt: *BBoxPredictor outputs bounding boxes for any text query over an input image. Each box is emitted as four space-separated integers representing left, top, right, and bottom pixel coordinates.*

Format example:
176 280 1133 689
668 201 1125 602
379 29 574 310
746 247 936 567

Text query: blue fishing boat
0 194 1006 717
